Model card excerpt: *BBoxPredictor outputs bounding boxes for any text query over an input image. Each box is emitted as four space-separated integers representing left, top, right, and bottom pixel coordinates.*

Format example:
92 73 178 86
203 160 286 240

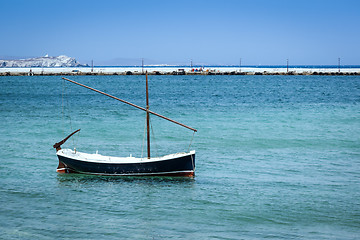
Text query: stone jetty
1 67 359 76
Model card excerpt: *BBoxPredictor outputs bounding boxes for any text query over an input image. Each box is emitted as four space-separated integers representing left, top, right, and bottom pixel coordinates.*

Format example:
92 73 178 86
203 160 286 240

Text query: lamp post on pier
142 58 144 74
287 59 289 73
239 58 242 73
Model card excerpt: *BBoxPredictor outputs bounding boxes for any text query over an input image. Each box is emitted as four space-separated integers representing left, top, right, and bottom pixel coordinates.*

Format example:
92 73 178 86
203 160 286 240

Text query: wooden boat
53 74 197 176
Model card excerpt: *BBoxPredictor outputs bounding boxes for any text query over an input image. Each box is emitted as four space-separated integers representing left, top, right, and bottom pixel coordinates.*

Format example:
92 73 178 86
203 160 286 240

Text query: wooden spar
62 77 197 132
146 72 150 159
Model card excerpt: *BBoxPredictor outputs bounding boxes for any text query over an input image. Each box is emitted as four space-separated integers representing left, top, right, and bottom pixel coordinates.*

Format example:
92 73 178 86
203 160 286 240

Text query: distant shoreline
1 66 359 76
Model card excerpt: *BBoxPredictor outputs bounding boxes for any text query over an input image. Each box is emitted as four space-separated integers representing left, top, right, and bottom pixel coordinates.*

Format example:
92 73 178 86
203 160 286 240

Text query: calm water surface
0 75 359 239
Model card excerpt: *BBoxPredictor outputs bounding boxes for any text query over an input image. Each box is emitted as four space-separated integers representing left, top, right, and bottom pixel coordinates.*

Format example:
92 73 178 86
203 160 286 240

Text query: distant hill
0 55 88 67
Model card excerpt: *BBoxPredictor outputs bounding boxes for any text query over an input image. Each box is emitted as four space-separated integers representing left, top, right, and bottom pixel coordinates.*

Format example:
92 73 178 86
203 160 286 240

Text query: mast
146 72 150 159
62 77 197 132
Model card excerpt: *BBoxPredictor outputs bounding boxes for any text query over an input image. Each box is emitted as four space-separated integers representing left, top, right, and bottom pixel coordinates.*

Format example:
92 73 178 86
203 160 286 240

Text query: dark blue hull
57 153 195 176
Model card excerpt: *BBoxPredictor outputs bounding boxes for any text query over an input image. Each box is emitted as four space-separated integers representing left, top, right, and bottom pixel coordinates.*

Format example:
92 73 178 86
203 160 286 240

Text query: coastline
1 66 360 76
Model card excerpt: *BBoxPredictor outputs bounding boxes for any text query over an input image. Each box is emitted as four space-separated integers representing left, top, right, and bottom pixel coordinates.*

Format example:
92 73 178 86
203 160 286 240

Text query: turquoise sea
0 75 359 239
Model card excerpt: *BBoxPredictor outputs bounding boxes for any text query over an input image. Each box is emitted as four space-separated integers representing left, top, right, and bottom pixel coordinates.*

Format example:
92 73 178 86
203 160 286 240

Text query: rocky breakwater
1 65 359 76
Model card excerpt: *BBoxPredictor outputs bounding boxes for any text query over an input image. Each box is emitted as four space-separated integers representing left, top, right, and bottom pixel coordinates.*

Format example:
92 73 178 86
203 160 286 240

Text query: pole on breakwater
142 58 144 74
287 59 289 73
239 58 242 73
338 57 341 73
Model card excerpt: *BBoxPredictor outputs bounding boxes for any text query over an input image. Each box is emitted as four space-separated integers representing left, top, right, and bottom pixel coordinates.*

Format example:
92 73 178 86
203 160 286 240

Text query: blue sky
1 0 359 65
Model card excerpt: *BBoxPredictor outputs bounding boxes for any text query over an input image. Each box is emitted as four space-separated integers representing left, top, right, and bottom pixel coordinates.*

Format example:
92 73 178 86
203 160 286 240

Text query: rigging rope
188 131 196 153
141 115 147 159
149 116 159 158
62 78 76 149
62 78 65 137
